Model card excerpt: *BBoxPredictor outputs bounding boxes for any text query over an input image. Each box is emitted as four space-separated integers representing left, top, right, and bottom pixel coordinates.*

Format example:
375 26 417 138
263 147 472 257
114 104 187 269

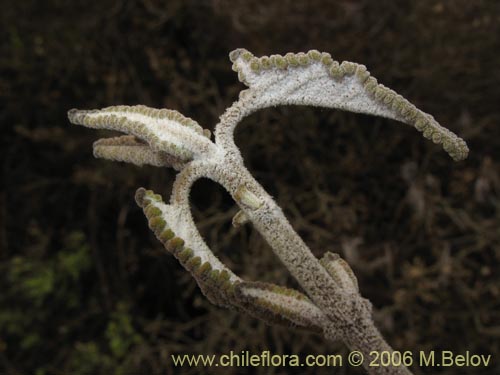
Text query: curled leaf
234 281 327 333
135 187 240 307
320 252 359 294
230 49 468 161
68 105 216 162
93 135 186 170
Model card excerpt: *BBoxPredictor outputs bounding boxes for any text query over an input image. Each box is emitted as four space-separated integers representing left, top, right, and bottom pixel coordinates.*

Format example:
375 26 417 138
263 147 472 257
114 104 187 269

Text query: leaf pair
68 105 214 170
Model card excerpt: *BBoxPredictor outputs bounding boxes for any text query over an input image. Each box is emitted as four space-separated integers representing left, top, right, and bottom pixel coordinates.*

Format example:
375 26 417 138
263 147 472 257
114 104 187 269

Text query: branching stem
70 48 470 375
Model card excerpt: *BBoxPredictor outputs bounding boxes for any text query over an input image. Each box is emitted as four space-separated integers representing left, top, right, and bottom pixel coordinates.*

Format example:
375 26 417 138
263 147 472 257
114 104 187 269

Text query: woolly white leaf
235 281 328 332
320 252 359 294
135 188 239 282
68 105 217 161
229 49 468 161
93 135 186 170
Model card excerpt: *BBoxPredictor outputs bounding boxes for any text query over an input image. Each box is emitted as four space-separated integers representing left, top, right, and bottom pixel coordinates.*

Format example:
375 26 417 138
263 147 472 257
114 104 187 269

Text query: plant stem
210 159 413 375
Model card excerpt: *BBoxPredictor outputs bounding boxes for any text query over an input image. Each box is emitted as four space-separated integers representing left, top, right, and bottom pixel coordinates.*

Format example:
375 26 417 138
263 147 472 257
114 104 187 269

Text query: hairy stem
210 159 412 374
341 318 413 375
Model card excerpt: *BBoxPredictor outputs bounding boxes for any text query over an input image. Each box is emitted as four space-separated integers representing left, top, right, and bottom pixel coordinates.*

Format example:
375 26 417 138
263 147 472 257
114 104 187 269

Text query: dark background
1 1 499 374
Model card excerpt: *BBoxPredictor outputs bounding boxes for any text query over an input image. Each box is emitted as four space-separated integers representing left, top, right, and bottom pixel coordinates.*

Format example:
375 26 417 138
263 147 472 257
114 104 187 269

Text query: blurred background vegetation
1 0 499 374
